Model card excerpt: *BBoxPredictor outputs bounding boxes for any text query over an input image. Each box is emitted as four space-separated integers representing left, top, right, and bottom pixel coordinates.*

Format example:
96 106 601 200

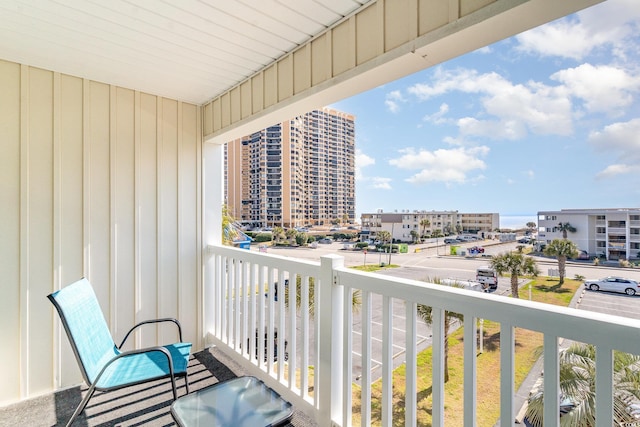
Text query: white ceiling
0 0 371 105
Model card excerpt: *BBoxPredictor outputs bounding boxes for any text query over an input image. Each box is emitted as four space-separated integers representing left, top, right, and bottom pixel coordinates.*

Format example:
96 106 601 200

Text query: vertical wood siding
0 60 202 405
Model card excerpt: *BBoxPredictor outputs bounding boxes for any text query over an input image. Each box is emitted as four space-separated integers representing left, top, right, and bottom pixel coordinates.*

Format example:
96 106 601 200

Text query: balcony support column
318 255 344 426
203 142 224 347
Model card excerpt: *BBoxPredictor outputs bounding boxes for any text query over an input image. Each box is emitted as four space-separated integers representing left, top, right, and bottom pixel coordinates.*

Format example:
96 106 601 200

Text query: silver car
584 276 640 296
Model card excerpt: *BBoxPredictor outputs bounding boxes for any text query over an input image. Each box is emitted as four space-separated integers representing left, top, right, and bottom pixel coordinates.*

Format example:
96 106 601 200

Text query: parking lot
576 285 640 320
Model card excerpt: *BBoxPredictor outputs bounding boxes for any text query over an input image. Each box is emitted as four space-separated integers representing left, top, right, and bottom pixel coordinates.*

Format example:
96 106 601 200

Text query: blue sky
331 0 640 227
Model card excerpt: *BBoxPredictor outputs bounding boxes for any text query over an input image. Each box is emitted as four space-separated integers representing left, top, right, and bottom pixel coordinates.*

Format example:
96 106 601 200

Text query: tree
490 252 538 298
419 219 431 241
377 230 392 264
377 230 391 245
557 222 577 239
222 205 238 246
409 230 420 243
285 227 297 244
525 343 640 427
286 275 360 318
417 278 465 383
544 238 579 284
272 226 285 243
526 221 537 233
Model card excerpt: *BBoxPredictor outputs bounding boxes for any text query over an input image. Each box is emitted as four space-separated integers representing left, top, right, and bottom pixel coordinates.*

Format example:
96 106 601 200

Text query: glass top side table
171 376 293 427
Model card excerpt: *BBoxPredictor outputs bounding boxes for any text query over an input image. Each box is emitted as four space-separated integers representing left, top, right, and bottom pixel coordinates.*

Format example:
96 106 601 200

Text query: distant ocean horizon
500 214 537 230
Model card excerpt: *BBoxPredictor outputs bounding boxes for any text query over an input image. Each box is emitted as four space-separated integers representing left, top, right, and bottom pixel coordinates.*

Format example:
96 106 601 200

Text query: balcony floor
0 346 317 426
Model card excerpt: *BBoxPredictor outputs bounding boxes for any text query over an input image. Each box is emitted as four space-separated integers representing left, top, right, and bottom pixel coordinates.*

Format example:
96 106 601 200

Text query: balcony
199 245 640 426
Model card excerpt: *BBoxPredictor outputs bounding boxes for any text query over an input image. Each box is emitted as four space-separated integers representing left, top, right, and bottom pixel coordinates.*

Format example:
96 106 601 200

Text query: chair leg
184 372 190 395
66 385 96 427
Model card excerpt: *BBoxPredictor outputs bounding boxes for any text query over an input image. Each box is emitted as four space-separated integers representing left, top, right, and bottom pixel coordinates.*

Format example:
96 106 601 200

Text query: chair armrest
91 346 175 388
118 318 184 349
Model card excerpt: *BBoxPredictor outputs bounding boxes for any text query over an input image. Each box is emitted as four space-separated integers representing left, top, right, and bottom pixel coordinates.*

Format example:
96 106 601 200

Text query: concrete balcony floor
0 347 318 427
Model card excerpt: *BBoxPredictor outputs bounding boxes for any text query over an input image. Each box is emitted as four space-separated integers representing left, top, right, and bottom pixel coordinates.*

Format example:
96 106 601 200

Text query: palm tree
377 230 391 246
526 221 537 233
417 278 465 383
544 239 579 284
285 227 297 244
490 252 538 298
409 230 420 243
557 222 577 239
419 218 431 241
525 343 640 427
272 226 285 243
286 275 360 318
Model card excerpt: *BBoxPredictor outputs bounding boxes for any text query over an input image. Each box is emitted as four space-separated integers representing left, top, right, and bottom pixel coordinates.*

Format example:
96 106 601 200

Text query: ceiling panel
0 0 372 104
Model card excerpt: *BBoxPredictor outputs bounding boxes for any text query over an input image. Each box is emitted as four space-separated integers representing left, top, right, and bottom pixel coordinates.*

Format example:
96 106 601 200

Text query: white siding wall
0 60 202 405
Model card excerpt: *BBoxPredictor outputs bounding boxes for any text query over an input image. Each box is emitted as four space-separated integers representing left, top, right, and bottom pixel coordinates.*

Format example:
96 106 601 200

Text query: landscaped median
350 277 582 426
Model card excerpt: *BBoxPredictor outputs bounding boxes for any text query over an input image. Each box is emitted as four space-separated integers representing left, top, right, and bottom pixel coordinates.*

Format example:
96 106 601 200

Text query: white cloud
371 177 392 190
589 118 640 178
551 64 640 116
385 90 406 113
524 170 535 179
596 164 634 179
388 146 489 184
515 0 640 61
355 149 375 180
589 117 640 154
355 150 393 189
408 67 574 139
422 103 450 124
474 46 492 54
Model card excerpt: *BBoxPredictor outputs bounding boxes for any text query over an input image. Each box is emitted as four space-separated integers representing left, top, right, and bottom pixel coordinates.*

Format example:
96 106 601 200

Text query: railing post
319 255 344 426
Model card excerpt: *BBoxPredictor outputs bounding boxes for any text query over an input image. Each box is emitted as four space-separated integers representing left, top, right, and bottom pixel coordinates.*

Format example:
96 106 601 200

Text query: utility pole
388 223 394 265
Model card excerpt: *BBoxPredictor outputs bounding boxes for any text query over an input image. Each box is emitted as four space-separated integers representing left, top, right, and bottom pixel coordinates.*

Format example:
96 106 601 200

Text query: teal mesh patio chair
48 278 192 426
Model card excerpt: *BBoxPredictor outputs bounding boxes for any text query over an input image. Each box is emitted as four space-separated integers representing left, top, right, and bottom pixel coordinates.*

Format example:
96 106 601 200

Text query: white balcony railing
205 244 640 427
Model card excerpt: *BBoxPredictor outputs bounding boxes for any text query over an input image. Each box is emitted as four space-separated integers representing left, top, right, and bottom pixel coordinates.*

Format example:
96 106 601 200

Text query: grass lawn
351 264 400 273
351 276 583 426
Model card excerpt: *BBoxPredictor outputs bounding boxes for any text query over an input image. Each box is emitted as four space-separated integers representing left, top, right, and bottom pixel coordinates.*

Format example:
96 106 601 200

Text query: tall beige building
226 108 355 228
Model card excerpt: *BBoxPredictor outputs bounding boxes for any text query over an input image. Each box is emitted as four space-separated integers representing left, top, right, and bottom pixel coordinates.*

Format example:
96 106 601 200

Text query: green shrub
295 233 309 246
253 233 272 243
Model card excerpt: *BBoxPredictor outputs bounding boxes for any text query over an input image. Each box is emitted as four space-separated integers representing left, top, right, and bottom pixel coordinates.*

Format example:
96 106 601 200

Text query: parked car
444 238 458 244
584 276 640 296
318 238 332 244
576 250 589 260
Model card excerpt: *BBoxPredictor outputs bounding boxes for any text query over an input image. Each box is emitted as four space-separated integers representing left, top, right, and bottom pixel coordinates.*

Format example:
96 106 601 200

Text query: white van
476 267 498 290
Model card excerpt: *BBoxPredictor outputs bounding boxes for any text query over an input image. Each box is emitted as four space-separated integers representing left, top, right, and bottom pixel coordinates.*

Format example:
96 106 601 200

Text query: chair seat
96 342 192 389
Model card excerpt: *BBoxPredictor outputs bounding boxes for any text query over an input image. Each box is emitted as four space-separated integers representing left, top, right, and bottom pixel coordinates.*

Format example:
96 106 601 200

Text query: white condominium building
537 208 640 260
361 210 499 243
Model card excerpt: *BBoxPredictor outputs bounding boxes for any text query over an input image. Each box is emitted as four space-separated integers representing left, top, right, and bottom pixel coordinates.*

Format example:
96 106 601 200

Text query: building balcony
607 227 627 235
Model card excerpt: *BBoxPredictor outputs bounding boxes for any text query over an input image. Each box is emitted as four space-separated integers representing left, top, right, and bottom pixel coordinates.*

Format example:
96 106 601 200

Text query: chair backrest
48 278 119 385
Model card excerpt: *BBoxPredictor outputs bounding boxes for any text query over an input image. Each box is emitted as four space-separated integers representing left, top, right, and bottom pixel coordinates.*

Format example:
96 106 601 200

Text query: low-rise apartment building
361 210 499 242
537 208 640 260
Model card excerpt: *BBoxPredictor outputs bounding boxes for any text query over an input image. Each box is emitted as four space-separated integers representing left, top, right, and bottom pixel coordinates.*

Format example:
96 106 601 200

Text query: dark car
576 250 589 260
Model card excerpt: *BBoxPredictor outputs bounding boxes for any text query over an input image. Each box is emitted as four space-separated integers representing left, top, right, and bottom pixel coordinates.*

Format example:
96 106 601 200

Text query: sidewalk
500 278 585 426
